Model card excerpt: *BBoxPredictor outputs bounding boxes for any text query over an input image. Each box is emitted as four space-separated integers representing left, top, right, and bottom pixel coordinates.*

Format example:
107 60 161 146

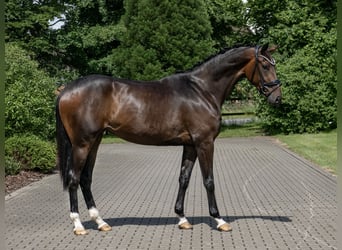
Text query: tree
268 0 336 56
245 0 285 43
5 0 67 75
55 0 125 76
6 0 125 78
206 0 254 48
108 0 215 80
5 0 65 43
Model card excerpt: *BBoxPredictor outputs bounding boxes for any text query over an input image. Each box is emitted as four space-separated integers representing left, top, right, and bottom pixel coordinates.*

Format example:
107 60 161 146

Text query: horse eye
262 64 269 70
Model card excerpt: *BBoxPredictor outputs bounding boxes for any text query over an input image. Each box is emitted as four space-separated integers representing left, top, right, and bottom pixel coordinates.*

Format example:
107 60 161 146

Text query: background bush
5 43 56 140
5 156 21 176
5 135 57 174
255 1 336 134
256 40 337 134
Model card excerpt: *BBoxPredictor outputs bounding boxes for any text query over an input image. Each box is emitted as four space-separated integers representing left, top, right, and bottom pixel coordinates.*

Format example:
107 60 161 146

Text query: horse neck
190 47 253 107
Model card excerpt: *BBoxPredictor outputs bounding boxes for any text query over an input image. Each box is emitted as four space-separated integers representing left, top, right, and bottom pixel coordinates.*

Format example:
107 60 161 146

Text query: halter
251 46 282 97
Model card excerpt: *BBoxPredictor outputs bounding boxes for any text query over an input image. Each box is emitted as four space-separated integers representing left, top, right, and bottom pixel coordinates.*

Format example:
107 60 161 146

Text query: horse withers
56 44 281 235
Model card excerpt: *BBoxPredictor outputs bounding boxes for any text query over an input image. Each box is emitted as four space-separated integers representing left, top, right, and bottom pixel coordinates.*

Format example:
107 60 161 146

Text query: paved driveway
5 138 337 249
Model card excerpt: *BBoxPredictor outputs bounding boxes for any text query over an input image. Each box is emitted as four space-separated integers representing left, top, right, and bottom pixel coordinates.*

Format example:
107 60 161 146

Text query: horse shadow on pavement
83 215 292 231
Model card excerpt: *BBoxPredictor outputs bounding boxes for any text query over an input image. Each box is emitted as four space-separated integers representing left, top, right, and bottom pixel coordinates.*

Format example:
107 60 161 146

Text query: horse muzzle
267 95 282 107
260 80 282 107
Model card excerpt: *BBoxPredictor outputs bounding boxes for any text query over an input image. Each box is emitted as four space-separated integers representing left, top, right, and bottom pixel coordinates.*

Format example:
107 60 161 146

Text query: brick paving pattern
5 138 337 250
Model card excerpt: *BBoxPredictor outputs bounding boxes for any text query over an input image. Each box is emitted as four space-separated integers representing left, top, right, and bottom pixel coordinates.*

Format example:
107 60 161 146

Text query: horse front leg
196 140 232 232
175 145 197 229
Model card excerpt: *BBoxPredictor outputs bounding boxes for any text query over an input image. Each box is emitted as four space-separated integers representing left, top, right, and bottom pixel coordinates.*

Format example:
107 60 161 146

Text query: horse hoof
99 224 112 232
74 228 89 235
178 221 193 230
218 223 232 232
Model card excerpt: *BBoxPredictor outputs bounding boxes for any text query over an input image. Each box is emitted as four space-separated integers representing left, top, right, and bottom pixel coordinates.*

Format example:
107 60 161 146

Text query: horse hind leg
79 136 111 232
56 101 87 234
68 146 90 235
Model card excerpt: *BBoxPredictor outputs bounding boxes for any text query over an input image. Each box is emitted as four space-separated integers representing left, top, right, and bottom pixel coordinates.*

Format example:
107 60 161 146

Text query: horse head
246 44 282 106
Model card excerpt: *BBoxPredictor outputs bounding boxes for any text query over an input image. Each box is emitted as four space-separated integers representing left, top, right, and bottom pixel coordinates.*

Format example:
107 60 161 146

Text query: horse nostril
275 96 281 105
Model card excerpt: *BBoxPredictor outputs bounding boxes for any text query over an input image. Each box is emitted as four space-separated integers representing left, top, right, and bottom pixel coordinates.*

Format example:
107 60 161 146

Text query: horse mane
181 44 257 73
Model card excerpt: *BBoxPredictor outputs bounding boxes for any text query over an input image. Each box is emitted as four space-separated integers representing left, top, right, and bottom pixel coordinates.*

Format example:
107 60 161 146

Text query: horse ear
267 45 278 53
261 43 269 52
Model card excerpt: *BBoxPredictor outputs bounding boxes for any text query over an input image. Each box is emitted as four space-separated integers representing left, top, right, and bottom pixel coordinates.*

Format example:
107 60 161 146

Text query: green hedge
256 36 336 134
5 134 56 175
5 43 56 140
5 156 21 176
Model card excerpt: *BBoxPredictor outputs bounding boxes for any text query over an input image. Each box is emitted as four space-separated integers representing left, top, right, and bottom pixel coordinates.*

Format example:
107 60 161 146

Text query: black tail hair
56 96 72 190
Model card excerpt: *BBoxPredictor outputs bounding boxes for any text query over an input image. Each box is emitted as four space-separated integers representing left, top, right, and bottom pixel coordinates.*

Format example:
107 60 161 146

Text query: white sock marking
215 218 227 228
89 207 108 229
70 212 85 231
178 216 189 226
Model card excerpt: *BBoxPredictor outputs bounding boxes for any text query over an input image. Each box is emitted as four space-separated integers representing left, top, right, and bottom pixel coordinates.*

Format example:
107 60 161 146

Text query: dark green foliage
5 156 21 176
5 0 67 76
109 0 215 80
206 0 255 48
268 1 336 56
5 43 56 140
245 0 284 41
5 135 57 174
5 0 65 42
55 0 125 75
251 0 337 133
256 29 336 134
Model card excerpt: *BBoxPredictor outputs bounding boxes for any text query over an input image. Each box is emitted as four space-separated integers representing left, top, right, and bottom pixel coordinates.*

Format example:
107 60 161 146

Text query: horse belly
107 117 192 146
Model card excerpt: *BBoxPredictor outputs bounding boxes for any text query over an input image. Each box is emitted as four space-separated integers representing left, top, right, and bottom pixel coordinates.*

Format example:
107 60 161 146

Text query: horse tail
56 96 72 190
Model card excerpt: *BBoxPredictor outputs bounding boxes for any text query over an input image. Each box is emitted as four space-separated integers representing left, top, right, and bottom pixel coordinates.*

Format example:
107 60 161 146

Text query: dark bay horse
56 44 281 235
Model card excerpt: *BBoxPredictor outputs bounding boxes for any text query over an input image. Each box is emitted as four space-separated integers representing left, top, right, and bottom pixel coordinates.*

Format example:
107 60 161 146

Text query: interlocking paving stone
5 137 337 249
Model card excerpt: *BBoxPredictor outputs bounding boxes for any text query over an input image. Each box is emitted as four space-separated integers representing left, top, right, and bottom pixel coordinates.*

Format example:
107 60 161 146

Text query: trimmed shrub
5 156 21 176
5 135 56 173
5 43 56 140
256 37 336 134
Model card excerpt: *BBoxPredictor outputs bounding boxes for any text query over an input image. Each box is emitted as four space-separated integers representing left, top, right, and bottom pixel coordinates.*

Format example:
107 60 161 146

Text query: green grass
222 100 256 114
101 134 126 144
275 130 337 174
220 122 337 174
219 122 265 138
